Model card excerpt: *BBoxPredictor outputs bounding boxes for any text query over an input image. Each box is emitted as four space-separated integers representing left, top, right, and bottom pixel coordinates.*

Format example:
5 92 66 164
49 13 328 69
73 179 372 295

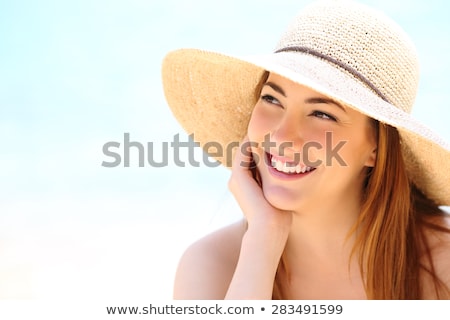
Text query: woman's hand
228 136 293 234
225 136 293 299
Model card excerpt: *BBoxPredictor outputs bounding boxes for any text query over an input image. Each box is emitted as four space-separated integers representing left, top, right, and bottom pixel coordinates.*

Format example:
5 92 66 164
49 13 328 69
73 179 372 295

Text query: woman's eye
311 110 337 121
261 94 282 107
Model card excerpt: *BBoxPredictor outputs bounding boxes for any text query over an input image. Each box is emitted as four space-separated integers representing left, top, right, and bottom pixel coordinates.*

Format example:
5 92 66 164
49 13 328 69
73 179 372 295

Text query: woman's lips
265 152 316 179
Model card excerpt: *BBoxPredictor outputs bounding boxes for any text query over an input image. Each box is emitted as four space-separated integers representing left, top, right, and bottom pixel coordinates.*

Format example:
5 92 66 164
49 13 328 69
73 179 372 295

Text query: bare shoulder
421 213 450 299
173 219 246 299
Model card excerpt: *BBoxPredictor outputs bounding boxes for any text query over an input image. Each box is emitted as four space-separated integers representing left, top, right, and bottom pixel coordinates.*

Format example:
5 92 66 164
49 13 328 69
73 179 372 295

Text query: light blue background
1 0 449 299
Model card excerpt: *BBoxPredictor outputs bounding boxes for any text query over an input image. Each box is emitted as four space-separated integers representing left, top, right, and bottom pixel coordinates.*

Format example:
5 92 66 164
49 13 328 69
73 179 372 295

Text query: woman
162 0 450 299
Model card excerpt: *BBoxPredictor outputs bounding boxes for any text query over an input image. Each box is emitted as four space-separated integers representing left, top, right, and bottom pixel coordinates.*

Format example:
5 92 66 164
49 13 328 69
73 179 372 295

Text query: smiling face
247 73 378 213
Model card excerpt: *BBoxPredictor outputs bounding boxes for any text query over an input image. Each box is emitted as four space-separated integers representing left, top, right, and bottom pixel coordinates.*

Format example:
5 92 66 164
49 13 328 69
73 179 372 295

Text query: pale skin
173 73 450 299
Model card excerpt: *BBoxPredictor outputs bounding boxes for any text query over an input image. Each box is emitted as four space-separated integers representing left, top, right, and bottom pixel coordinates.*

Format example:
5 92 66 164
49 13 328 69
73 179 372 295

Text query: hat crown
275 0 420 113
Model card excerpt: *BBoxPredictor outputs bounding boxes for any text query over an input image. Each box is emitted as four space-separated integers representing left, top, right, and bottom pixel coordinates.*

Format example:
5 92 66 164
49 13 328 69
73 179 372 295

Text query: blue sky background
1 0 449 300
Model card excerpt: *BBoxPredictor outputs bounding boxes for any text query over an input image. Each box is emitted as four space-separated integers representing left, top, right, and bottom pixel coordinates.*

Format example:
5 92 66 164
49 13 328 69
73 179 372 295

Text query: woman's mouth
266 152 316 178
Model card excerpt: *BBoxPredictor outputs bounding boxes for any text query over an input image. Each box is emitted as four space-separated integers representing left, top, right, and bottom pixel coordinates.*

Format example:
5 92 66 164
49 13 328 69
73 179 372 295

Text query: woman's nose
270 113 304 156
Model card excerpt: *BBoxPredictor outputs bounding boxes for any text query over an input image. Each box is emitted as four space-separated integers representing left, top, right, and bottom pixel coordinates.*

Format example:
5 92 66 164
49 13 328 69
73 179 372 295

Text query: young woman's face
247 73 378 212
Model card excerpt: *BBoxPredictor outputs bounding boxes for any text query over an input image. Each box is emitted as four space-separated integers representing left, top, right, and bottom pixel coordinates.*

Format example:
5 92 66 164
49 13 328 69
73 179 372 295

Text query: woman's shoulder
420 212 450 299
173 219 246 299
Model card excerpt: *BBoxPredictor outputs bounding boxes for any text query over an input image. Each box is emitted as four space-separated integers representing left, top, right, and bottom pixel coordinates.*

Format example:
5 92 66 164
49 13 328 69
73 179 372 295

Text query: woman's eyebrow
305 97 347 113
263 82 286 97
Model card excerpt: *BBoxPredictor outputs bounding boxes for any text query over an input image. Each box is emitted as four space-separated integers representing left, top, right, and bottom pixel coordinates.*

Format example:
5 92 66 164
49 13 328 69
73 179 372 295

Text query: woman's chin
262 185 302 212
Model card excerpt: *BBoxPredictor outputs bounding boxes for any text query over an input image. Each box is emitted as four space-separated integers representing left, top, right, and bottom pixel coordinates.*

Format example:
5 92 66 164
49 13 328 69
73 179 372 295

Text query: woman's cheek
247 107 273 142
300 130 328 167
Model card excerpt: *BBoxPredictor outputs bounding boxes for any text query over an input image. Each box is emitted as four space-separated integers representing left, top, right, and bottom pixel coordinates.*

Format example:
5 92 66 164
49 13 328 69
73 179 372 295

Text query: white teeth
270 156 313 174
271 157 277 168
276 160 283 171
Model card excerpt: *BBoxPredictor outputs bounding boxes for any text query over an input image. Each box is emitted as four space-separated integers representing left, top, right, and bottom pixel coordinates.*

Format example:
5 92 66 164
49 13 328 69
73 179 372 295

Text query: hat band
275 46 389 103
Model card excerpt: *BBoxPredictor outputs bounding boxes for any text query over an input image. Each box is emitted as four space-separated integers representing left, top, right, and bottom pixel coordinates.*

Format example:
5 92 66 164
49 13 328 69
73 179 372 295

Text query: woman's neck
279 198 366 299
285 192 363 269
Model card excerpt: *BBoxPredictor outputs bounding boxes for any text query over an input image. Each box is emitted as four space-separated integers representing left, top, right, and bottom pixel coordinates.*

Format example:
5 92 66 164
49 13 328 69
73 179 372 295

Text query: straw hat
161 0 450 206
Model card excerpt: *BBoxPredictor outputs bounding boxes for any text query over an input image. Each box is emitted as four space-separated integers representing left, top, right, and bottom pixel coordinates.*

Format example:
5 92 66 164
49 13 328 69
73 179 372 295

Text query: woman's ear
365 118 379 168
365 147 377 167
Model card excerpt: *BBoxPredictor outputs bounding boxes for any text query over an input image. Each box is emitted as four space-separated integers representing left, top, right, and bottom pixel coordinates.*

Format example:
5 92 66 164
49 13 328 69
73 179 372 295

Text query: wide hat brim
162 48 450 206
